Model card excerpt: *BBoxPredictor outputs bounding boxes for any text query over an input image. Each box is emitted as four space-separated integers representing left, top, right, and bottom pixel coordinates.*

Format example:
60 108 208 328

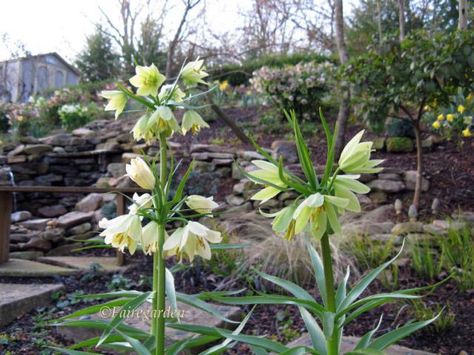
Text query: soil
1 107 473 354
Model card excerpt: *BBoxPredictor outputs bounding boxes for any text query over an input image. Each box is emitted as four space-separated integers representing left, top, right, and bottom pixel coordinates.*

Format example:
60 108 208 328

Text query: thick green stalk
321 233 338 355
152 134 168 355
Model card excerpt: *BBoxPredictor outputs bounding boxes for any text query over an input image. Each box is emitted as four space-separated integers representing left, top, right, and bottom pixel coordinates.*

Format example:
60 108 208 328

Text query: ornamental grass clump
207 110 441 354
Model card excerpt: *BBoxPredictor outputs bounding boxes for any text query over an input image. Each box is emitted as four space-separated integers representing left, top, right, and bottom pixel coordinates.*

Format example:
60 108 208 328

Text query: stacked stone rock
0 121 441 257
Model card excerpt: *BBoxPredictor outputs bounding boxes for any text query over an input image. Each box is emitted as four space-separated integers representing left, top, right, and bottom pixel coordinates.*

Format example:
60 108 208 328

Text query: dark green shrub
210 52 331 86
386 137 414 153
387 118 415 138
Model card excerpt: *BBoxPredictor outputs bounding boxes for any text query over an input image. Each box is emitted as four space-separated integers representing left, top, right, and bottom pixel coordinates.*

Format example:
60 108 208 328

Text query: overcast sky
0 0 355 63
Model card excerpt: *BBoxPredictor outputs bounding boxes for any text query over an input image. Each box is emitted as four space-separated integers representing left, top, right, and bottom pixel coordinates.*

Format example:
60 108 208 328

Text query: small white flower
99 214 142 255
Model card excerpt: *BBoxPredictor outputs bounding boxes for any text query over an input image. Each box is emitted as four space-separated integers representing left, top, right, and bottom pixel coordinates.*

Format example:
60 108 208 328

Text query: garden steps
57 301 241 351
288 333 434 354
0 282 64 326
0 258 77 277
37 256 133 273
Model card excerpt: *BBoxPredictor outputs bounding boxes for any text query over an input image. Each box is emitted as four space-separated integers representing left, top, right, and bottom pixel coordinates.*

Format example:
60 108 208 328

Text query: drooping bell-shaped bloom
99 214 142 255
129 64 166 97
292 192 349 239
338 130 383 174
126 157 156 190
101 90 127 119
180 59 208 87
182 110 209 135
128 193 153 215
185 195 219 214
332 174 370 213
247 160 287 204
146 106 181 137
141 221 161 255
132 114 153 142
163 221 222 261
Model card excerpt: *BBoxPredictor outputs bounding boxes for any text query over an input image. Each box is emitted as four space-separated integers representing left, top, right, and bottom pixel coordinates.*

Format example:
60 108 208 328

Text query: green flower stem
321 233 338 355
152 133 168 355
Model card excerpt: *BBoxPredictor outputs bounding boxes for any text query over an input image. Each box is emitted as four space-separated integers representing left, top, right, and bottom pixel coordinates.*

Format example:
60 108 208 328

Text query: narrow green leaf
200 307 255 355
165 268 178 316
171 160 194 205
368 313 441 351
256 270 314 302
97 291 151 347
355 315 383 350
60 298 129 320
339 240 405 311
48 347 99 355
78 290 144 300
115 330 151 355
307 243 327 307
176 292 239 324
166 323 289 353
298 307 327 355
336 266 350 308
345 349 385 355
165 335 220 355
338 293 420 317
209 294 324 318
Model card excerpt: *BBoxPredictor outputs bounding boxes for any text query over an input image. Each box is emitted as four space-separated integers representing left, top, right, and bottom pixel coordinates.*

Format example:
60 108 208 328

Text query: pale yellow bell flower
182 110 209 135
101 90 127 119
132 114 153 142
163 221 222 261
129 64 165 97
432 121 441 129
248 160 287 204
185 195 219 214
128 193 153 215
99 214 142 255
458 105 466 114
126 157 156 190
338 130 383 174
146 106 181 137
141 221 161 255
158 84 186 103
180 59 208 87
292 193 349 239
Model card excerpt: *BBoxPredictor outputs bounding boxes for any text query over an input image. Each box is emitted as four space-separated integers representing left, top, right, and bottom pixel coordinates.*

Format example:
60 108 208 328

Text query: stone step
288 333 434 354
0 258 78 277
0 283 64 326
38 256 131 273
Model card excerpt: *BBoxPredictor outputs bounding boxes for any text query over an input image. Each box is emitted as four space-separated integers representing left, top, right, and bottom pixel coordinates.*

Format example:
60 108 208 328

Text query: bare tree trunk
398 0 406 41
376 0 383 50
207 95 251 145
334 0 350 158
458 0 468 30
413 120 423 209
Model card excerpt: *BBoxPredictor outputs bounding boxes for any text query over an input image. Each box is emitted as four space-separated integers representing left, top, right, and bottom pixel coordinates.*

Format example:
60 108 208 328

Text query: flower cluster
99 157 222 260
248 113 382 241
99 60 222 262
101 59 209 142
250 61 332 121
426 89 473 138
